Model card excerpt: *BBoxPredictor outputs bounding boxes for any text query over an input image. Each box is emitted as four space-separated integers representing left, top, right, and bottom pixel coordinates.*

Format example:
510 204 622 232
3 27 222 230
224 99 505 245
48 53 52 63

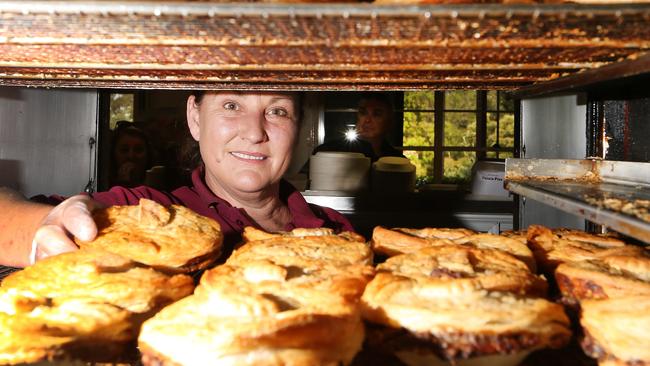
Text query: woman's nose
238 113 268 143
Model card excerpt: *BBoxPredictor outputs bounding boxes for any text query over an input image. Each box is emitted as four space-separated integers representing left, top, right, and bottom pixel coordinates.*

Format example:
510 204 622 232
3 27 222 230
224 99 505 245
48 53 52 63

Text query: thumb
60 198 103 242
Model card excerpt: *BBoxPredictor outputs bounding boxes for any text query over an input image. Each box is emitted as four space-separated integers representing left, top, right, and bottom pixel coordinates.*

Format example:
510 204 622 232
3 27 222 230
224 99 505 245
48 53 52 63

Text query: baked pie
229 230 373 269
555 252 650 304
76 198 223 273
140 268 366 366
0 249 194 364
376 245 547 297
361 274 571 366
371 227 535 272
1 248 194 315
371 226 473 256
0 292 133 365
139 228 375 366
580 296 650 366
242 226 365 243
526 225 641 274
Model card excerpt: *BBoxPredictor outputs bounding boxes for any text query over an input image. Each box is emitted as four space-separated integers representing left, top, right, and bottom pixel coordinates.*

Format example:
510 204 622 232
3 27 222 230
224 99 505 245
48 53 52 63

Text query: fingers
31 225 79 263
29 195 105 264
60 199 98 242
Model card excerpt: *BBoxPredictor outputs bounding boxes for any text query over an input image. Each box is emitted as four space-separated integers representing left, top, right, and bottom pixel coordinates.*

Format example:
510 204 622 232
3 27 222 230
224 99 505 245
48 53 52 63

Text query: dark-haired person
313 93 405 161
110 122 153 188
0 91 353 267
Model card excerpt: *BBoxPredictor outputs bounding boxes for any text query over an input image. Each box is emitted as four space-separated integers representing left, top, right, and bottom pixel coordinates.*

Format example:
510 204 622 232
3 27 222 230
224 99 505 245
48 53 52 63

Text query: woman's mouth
230 152 267 161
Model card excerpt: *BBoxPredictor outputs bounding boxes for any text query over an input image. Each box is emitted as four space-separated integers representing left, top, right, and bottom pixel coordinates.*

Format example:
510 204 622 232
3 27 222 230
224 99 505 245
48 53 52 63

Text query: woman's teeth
231 152 266 160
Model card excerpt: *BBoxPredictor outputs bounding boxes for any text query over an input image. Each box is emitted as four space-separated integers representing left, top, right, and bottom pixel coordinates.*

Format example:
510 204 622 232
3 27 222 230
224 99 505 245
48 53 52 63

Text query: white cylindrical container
309 152 370 192
371 156 416 194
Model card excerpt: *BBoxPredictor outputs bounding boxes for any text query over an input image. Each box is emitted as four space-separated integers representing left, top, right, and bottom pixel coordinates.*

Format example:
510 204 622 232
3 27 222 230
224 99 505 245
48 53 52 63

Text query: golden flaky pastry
370 226 474 256
0 249 193 365
76 198 222 273
228 234 373 269
242 226 365 243
555 253 650 303
361 273 571 362
580 296 650 365
139 264 368 366
203 260 374 303
0 292 133 365
377 245 547 296
139 230 374 366
371 227 535 271
0 248 194 314
527 225 642 275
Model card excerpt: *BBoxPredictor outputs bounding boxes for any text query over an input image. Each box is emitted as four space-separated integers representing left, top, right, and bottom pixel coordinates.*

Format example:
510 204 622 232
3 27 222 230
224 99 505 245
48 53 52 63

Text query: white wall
520 94 587 230
0 88 98 198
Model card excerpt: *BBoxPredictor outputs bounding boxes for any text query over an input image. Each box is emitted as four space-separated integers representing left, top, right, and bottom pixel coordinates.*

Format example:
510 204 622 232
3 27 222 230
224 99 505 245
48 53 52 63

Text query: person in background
0 91 353 268
313 92 405 161
110 122 153 188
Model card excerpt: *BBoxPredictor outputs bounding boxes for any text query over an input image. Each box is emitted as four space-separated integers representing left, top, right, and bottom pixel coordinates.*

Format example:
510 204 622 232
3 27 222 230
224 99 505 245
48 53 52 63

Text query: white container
470 161 510 199
309 151 370 192
371 156 416 194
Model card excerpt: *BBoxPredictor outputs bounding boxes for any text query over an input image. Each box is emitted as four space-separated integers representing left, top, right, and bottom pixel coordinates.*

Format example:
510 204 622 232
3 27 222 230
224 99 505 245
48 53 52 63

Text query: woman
0 91 353 267
110 122 153 188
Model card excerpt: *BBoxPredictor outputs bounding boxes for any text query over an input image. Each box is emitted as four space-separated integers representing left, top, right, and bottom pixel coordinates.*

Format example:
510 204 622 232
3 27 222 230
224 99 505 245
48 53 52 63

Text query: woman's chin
230 174 273 194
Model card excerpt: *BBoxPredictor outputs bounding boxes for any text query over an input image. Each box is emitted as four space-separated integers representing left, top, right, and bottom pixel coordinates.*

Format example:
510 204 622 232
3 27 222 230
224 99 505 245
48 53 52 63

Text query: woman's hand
30 195 104 264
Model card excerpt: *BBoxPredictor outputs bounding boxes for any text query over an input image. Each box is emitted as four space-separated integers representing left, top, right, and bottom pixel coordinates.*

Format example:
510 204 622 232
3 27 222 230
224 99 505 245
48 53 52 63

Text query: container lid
312 151 367 159
310 151 370 174
373 156 415 173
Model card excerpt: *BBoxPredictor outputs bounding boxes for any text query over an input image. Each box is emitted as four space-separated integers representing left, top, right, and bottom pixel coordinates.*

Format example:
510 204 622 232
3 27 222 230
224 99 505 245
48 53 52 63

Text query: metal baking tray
505 158 650 243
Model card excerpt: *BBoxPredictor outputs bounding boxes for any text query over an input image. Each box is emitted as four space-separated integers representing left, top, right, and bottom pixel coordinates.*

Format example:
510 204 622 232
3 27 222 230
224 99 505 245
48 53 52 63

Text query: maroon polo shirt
90 167 354 255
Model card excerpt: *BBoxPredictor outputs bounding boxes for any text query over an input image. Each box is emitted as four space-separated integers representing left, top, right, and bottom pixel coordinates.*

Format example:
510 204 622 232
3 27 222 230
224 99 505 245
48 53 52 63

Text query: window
402 90 515 185
109 93 134 129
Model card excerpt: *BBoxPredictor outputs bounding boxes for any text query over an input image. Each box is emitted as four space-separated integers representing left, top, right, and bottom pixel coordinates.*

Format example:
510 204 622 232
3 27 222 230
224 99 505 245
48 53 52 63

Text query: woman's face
187 91 300 196
356 98 392 142
114 134 148 170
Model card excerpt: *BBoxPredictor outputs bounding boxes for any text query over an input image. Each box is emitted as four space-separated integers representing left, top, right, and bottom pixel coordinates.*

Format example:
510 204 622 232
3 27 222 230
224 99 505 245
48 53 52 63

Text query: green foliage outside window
403 90 515 185
109 93 134 130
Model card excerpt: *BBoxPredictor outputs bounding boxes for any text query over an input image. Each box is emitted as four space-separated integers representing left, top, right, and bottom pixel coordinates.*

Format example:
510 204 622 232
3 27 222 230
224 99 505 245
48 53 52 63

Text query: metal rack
505 158 650 243
0 1 649 90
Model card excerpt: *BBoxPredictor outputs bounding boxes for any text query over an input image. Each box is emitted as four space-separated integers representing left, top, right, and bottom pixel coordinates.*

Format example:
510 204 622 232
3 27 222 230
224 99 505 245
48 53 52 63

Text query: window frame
400 90 517 184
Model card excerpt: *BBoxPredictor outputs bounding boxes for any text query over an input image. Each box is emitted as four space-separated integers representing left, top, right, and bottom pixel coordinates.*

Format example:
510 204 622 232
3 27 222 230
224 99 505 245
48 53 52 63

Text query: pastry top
555 254 650 301
377 245 547 296
1 248 194 314
527 225 641 273
242 226 365 244
371 227 535 272
361 273 570 347
139 264 365 366
581 296 650 362
200 261 374 303
390 227 476 240
454 234 536 272
228 235 373 269
370 226 469 257
0 292 133 365
139 227 373 366
76 198 223 273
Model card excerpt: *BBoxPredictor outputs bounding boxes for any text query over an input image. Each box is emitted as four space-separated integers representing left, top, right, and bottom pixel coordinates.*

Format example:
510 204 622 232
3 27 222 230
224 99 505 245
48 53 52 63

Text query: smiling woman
0 90 353 268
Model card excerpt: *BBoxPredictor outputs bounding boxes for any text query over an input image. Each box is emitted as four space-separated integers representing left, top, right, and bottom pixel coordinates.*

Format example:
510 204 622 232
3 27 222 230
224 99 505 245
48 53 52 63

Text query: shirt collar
191 166 325 230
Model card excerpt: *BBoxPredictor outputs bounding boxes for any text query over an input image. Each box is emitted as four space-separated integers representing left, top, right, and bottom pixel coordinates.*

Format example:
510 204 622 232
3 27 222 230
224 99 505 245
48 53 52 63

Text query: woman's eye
268 108 288 117
223 102 239 111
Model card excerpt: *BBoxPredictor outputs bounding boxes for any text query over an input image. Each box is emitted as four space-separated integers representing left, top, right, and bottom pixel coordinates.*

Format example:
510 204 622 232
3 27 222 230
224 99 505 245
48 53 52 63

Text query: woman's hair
111 122 154 168
180 91 304 170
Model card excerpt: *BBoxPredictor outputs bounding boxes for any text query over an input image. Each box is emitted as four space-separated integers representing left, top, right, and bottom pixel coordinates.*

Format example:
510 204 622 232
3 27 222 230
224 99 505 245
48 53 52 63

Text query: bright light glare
344 128 358 141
